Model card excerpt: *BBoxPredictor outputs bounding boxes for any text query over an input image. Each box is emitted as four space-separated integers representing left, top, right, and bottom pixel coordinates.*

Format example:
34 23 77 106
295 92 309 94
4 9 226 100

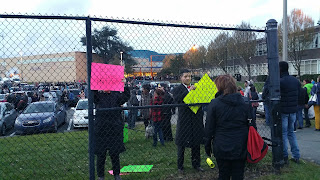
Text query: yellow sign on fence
183 74 218 114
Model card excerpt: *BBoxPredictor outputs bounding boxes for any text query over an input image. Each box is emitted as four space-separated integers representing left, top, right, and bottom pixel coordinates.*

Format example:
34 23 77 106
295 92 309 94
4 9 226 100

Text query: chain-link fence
0 14 282 179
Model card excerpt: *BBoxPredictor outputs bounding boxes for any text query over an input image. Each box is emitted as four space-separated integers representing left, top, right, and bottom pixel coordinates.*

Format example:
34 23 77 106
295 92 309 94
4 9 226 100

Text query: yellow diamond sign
183 73 218 114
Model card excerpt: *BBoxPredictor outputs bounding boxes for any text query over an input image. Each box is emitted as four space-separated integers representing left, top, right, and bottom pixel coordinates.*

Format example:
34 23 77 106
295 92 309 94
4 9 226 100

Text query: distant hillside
129 50 166 62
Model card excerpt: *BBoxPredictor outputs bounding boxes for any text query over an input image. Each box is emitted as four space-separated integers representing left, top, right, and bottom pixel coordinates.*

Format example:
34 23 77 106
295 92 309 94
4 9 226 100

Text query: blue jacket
280 72 300 114
311 82 320 105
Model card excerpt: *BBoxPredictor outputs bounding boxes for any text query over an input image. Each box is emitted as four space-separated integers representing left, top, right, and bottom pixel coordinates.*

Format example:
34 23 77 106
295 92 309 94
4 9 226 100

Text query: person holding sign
172 69 205 174
94 76 129 180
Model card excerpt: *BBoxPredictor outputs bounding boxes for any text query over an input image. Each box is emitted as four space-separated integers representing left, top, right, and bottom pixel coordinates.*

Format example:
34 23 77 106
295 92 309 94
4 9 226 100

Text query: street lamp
120 51 123 66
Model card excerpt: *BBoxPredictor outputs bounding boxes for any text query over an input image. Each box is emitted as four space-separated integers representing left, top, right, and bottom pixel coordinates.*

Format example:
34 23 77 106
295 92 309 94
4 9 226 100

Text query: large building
207 24 320 78
0 52 104 83
0 50 168 82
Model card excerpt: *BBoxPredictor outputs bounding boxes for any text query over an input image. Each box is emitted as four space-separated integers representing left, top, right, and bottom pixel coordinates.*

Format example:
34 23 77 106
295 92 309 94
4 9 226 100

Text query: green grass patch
1 124 320 179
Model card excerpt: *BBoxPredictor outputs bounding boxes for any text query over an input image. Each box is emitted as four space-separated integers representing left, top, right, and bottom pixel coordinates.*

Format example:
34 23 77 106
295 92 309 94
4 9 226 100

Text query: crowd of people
94 61 320 180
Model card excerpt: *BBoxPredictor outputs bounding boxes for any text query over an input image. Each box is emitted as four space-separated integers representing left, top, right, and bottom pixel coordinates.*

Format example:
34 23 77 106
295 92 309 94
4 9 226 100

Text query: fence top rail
0 14 266 32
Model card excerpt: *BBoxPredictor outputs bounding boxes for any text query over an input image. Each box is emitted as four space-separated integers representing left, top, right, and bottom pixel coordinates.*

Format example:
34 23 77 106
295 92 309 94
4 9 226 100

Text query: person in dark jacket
161 85 174 141
140 84 152 128
296 87 308 130
205 74 249 180
172 69 205 174
94 81 130 180
128 89 139 129
279 61 300 164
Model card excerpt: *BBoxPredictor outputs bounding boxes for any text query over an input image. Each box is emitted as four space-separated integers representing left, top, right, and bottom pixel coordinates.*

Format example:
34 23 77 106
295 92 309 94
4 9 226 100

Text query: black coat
163 91 174 116
280 72 300 114
205 93 249 160
172 84 205 147
298 87 308 106
94 87 130 155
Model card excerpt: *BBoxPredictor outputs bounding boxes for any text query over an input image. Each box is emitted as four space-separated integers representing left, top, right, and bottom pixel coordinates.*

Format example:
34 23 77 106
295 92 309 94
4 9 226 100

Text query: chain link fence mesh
0 14 273 179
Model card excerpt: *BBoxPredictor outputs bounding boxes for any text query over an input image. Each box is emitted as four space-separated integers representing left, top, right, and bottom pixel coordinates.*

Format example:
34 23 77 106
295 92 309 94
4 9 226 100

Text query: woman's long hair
214 75 237 95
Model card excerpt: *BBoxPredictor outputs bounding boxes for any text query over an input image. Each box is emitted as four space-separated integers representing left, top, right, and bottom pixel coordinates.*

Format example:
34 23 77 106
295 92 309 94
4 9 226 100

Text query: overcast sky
0 0 320 57
1 0 319 27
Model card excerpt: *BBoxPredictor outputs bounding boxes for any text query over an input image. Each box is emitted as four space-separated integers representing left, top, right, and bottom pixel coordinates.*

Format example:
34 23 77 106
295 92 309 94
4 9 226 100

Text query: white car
256 93 265 117
43 92 58 102
72 99 94 128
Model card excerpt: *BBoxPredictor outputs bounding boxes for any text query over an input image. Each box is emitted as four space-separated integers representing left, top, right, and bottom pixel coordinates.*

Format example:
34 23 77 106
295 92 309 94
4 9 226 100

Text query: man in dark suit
172 69 205 174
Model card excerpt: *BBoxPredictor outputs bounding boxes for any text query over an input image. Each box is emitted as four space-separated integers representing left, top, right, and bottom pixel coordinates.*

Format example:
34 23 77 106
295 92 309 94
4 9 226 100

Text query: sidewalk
257 119 320 165
295 126 320 164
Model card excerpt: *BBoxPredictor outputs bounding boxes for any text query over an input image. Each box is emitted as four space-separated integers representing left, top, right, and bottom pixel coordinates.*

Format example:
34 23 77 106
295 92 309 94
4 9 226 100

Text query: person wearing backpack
250 86 259 123
205 75 249 180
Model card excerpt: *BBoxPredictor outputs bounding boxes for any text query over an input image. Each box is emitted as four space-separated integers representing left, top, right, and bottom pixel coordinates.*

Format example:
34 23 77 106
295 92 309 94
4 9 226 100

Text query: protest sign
183 74 218 113
90 63 124 91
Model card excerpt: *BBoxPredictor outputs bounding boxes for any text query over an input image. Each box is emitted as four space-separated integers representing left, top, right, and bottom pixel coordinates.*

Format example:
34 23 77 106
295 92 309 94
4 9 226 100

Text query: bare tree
233 22 257 80
206 32 230 74
183 45 207 70
279 9 314 78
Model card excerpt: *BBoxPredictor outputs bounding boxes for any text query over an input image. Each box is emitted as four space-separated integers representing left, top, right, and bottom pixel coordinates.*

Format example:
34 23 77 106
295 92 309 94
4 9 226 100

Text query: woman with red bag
205 75 249 180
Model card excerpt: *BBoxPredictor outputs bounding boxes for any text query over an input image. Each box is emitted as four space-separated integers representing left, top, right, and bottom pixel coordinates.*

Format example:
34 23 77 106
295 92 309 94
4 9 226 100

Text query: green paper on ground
120 165 153 173
183 73 218 114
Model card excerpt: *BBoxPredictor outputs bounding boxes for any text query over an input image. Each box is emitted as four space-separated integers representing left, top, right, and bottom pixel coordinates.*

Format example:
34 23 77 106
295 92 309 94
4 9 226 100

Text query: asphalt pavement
294 125 320 164
257 118 320 165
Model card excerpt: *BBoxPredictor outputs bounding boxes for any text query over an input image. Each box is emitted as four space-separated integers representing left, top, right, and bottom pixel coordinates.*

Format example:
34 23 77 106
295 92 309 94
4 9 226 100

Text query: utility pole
283 0 288 61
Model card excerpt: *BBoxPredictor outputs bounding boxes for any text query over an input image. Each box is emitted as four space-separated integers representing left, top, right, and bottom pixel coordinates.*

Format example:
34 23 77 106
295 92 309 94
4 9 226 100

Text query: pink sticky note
90 63 124 91
108 170 128 175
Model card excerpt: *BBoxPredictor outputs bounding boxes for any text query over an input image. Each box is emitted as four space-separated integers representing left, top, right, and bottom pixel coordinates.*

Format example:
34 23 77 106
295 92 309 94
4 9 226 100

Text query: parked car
14 101 67 134
72 99 92 128
256 93 265 117
23 85 35 91
43 92 59 102
0 94 7 102
50 90 62 102
9 86 20 93
0 102 19 136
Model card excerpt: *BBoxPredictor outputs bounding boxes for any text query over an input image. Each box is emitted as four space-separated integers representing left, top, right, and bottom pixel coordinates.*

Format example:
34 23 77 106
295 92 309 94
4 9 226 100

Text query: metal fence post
86 17 95 180
266 19 284 170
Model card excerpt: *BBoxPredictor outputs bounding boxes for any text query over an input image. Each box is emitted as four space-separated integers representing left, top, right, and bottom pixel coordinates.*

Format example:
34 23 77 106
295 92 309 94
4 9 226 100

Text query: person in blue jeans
279 61 300 164
296 87 308 130
150 89 165 147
